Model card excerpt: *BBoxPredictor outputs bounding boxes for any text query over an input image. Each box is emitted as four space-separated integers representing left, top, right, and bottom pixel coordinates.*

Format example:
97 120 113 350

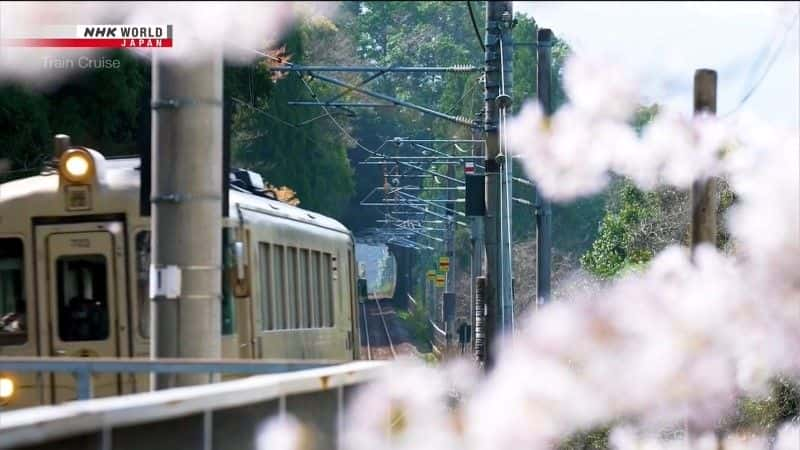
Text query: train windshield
0 238 26 345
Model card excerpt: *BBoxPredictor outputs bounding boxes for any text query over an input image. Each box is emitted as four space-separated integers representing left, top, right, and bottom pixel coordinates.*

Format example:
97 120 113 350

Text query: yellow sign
438 256 450 272
426 270 436 281
435 274 446 288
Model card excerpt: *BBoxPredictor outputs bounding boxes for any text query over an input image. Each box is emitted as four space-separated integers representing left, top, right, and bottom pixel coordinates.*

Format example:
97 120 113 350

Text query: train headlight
59 148 94 184
0 377 14 401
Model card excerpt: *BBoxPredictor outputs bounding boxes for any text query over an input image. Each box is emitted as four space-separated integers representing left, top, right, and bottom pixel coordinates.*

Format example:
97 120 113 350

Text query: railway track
360 297 396 360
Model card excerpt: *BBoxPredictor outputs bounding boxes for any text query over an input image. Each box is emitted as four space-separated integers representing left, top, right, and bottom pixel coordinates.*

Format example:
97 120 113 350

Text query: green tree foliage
302 2 610 300
0 86 51 178
325 1 491 233
579 104 693 279
0 38 356 220
580 179 663 278
0 50 149 181
229 25 355 218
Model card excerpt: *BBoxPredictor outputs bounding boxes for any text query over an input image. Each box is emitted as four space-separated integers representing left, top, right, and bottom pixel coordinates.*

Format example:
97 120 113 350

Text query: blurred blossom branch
330 53 800 450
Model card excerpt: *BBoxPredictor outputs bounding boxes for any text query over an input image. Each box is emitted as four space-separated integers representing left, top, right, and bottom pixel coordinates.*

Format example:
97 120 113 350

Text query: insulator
448 64 478 73
454 115 473 126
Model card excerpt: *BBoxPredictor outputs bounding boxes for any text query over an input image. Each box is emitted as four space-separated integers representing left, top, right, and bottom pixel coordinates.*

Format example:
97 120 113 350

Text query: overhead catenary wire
446 76 482 115
467 1 485 52
245 45 472 252
296 73 380 156
235 46 383 156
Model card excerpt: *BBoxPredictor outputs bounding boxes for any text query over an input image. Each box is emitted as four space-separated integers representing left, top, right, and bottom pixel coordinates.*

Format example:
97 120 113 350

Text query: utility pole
483 0 514 368
690 69 718 257
469 120 484 354
535 29 554 306
444 163 456 355
687 68 718 443
150 49 223 388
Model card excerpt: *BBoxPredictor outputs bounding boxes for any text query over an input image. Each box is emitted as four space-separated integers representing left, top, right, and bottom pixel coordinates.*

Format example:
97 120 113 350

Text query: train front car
0 137 360 409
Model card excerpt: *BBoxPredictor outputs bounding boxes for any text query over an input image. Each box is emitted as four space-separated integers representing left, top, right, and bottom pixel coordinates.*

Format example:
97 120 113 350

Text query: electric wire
722 12 799 117
236 46 384 157
296 73 381 156
445 75 482 116
245 45 465 252
231 97 341 155
467 1 485 52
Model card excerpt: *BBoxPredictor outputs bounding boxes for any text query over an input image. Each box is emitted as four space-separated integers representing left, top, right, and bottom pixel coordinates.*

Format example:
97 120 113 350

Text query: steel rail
374 298 396 359
361 302 372 360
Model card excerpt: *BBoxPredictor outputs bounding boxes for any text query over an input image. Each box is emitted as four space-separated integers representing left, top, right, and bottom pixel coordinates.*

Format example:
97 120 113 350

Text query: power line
723 12 799 117
231 97 297 129
445 75 482 115
296 73 379 156
467 1 485 53
231 97 332 151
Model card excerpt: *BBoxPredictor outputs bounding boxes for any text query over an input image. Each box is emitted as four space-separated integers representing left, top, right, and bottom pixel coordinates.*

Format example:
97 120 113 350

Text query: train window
348 249 356 306
273 245 285 330
298 249 310 328
135 231 150 339
221 229 235 335
259 243 272 330
322 253 334 327
57 255 109 342
286 247 298 329
309 251 322 328
0 238 26 346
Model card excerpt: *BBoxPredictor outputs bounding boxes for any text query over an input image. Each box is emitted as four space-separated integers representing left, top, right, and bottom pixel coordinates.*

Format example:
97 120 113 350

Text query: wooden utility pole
690 69 718 255
535 28 554 306
151 49 223 388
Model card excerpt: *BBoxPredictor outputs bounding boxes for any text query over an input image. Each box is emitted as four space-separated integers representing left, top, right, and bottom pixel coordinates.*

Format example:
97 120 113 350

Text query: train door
35 222 130 402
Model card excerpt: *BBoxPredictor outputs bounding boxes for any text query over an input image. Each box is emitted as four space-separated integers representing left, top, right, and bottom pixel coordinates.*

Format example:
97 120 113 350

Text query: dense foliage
228 24 355 217
580 179 688 278
0 50 149 181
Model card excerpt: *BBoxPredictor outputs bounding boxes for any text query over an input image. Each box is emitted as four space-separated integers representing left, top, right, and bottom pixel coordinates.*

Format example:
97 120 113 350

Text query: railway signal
464 161 475 175
439 256 450 272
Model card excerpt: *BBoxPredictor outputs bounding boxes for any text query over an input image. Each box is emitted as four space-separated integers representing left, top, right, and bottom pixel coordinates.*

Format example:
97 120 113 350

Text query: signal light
59 148 94 184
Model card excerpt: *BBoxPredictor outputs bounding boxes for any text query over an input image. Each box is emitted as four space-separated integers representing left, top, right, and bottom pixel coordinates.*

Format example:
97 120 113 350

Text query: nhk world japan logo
1 25 173 48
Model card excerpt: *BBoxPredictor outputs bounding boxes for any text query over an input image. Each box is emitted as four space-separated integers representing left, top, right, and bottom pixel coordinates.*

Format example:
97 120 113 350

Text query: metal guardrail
0 357 338 400
0 361 388 450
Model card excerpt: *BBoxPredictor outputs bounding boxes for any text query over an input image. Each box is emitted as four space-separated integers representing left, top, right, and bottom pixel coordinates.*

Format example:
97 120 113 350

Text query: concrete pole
690 69 718 257
483 0 514 369
150 49 223 388
535 29 554 306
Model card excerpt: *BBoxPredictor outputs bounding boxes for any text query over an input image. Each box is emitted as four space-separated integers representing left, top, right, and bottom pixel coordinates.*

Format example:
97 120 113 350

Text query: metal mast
483 0 514 367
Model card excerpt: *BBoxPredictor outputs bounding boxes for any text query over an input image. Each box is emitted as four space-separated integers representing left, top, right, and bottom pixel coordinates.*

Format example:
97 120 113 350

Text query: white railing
0 361 388 450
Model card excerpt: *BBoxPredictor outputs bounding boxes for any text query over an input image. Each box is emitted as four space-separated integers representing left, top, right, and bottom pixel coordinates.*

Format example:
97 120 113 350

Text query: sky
514 1 800 129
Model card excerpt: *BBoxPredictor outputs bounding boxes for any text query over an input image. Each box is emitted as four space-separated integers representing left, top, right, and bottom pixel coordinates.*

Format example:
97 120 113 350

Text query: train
0 135 361 408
